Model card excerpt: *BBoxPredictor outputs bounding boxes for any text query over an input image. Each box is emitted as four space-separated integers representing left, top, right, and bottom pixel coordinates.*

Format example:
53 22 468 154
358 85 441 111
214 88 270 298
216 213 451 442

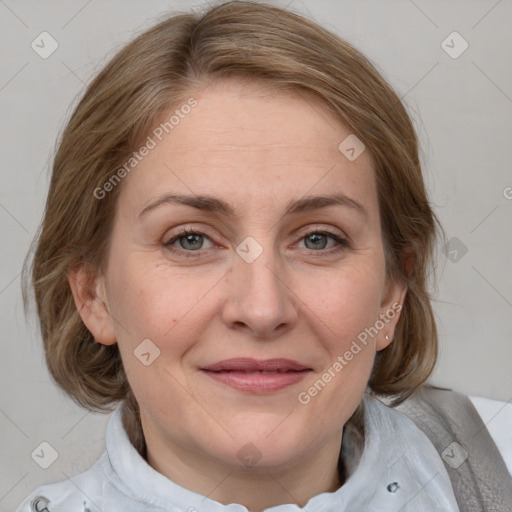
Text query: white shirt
15 394 460 512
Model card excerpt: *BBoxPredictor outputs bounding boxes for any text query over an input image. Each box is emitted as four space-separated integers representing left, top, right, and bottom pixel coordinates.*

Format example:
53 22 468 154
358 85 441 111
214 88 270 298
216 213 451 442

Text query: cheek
106 255 221 361
106 261 212 411
292 267 384 430
109 275 229 443
304 264 384 348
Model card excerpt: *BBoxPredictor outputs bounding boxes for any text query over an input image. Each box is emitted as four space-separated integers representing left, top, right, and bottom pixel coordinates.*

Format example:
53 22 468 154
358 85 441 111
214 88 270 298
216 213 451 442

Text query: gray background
1 0 511 510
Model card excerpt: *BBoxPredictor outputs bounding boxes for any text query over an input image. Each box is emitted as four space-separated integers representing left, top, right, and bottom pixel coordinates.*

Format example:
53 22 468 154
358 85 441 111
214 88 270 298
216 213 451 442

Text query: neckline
104 395 397 511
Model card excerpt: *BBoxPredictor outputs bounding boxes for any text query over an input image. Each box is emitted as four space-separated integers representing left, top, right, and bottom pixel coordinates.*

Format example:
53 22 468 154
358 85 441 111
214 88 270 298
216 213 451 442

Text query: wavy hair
22 0 445 455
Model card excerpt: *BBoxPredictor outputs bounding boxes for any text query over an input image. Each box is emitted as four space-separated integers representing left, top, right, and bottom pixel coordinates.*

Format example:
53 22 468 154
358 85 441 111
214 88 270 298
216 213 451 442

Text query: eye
296 229 349 254
164 227 215 257
163 226 349 259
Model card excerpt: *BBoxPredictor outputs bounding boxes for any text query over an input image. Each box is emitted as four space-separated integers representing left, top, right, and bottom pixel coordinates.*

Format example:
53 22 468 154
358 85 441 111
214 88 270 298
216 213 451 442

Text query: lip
202 358 310 372
200 358 312 393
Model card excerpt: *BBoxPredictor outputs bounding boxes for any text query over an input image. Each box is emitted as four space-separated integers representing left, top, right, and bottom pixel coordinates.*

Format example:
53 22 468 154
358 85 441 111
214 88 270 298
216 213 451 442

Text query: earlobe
403 252 413 276
377 277 407 351
68 266 117 346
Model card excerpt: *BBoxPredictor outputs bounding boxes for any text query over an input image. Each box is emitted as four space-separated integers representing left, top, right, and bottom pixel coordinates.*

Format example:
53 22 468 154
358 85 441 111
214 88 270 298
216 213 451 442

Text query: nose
221 242 298 339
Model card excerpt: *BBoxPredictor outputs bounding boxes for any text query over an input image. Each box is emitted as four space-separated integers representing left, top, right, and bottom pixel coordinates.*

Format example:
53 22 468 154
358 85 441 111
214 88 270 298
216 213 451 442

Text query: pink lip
202 358 310 372
200 358 311 393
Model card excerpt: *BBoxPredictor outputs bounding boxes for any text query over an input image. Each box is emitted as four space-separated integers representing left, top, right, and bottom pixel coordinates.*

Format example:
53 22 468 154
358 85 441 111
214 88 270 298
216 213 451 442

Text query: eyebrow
138 193 368 222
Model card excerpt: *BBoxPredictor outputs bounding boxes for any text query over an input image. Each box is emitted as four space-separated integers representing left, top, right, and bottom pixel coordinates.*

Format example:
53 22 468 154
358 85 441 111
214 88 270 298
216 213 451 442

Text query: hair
22 0 445 459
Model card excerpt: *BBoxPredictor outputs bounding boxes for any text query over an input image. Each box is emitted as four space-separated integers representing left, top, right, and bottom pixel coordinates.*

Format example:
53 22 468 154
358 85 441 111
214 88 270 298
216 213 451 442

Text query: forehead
117 79 379 223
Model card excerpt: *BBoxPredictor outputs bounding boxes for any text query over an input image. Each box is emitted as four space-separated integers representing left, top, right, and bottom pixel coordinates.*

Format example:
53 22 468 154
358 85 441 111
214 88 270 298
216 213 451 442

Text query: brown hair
22 0 445 454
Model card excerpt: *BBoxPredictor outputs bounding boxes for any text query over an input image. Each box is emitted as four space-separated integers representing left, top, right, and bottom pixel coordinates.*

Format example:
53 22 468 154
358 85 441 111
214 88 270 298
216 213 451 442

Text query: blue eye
163 228 349 258
164 228 213 256
300 231 348 251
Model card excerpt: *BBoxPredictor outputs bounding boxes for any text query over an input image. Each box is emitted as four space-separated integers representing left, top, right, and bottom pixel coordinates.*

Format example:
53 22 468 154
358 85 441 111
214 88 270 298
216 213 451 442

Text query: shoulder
357 394 461 510
14 452 109 512
393 385 512 477
362 391 448 457
469 393 512 476
393 384 486 427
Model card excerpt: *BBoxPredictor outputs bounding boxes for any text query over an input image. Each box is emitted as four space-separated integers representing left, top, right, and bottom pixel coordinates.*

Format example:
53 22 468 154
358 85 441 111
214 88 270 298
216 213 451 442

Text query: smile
201 368 311 393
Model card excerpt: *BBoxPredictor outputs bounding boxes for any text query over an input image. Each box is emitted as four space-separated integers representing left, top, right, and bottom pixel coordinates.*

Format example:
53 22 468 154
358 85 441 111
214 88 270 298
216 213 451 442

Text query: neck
143 425 344 511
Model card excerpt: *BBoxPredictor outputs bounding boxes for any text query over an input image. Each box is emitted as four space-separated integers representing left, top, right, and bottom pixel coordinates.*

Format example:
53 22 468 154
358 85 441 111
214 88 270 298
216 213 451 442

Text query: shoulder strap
394 385 512 511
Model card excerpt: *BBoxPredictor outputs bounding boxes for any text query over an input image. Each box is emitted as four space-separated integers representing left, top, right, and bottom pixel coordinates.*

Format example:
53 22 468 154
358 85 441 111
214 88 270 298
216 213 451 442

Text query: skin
70 78 407 511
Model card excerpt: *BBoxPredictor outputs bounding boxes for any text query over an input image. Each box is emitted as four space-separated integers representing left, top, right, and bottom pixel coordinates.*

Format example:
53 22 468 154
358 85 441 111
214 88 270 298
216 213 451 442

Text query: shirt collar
105 394 459 511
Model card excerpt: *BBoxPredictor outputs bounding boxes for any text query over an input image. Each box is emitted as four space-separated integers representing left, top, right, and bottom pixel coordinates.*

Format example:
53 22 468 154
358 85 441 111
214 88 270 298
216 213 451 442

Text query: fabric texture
15 391 462 512
394 385 512 511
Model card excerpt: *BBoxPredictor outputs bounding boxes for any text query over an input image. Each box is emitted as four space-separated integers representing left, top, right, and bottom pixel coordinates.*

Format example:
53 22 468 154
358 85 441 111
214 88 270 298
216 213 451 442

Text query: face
72 79 405 473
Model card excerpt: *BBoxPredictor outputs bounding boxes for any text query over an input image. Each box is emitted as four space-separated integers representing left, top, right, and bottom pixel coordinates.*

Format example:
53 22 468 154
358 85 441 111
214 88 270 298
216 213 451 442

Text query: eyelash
163 227 350 259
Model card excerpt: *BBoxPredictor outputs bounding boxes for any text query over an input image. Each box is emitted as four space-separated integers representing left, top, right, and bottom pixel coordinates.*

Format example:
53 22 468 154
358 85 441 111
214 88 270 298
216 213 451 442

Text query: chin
218 426 308 470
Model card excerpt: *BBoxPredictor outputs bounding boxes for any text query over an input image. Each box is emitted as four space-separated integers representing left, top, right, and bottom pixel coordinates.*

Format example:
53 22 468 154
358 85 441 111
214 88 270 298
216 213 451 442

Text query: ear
376 274 408 351
68 265 117 346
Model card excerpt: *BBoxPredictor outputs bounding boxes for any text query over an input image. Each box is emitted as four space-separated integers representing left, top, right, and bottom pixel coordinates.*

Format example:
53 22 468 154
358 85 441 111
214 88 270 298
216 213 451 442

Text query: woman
17 1 512 511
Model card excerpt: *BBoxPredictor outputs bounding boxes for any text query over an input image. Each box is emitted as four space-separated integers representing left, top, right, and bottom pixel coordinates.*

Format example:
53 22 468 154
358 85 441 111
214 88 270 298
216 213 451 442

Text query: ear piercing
385 334 389 340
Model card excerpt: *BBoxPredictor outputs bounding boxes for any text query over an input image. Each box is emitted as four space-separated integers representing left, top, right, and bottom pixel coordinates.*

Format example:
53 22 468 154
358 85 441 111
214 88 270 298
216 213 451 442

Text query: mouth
200 358 312 393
